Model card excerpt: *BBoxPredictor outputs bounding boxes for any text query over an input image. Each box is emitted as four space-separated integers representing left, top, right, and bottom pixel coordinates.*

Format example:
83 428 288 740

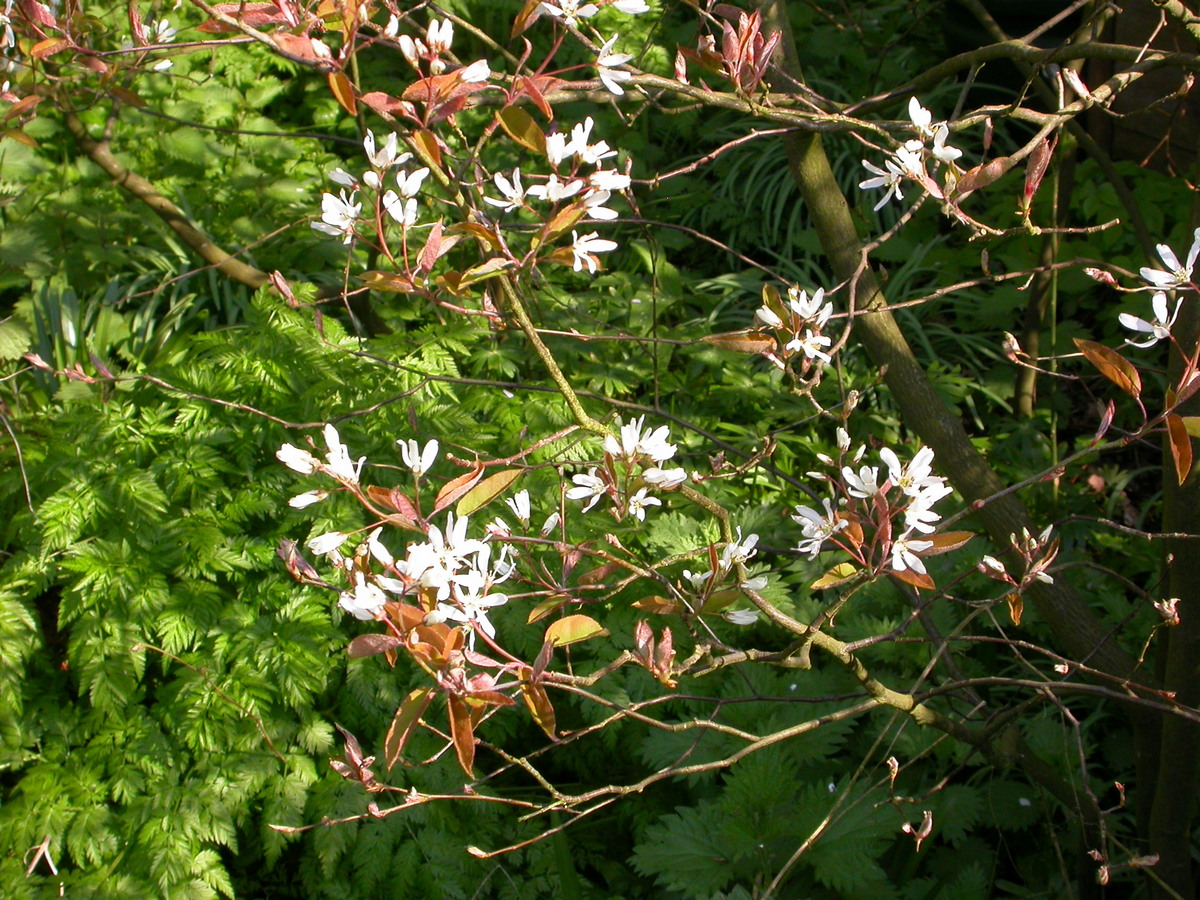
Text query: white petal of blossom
583 189 618 220
756 305 783 328
613 0 650 12
719 527 759 570
643 467 687 488
288 489 327 509
505 489 531 524
724 609 759 625
540 0 600 27
323 423 364 483
908 96 934 139
1140 229 1200 289
396 167 430 200
540 512 561 536
1119 291 1182 348
363 130 404 169
931 123 962 163
339 573 388 620
366 527 394 566
880 446 941 498
566 468 607 512
277 443 319 474
891 535 934 574
382 191 419 227
842 464 881 498
792 498 848 558
627 487 661 521
312 190 361 244
787 286 832 326
426 18 453 54
637 424 676 463
330 167 357 188
589 169 632 191
527 173 585 203
597 34 634 95
399 438 439 476
484 169 526 213
459 59 491 83
570 230 618 273
785 329 832 363
859 158 905 210
308 531 349 555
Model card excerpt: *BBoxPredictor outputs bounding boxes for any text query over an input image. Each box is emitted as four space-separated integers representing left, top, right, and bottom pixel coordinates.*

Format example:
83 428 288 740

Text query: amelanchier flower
541 0 600 27
793 498 849 558
567 468 608 511
597 34 634 95
312 190 361 244
484 169 527 213
399 438 439 476
719 527 759 570
1119 291 1182 348
1140 228 1200 289
859 157 906 211
627 487 661 521
323 424 364 483
505 489 531 525
891 534 935 575
570 230 619 273
612 0 651 12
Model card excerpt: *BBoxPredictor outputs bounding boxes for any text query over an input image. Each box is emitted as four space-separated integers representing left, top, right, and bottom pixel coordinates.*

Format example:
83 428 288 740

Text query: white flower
785 329 832 363
891 534 934 575
308 531 349 555
366 527 394 566
382 191 419 227
312 190 361 243
458 59 491 83
149 19 177 43
150 59 173 72
842 464 881 498
1140 229 1200 289
719 527 759 570
396 167 430 199
597 34 634 95
426 18 454 55
605 416 642 458
540 512 561 536
627 487 661 521
792 498 848 558
1119 291 1182 348
546 131 574 167
526 173 585 203
383 14 400 39
399 438 439 476
836 428 851 452
638 424 677 463
540 0 600 27
612 0 650 12
323 423 365 483
329 167 357 188
859 158 905 211
277 443 319 474
787 286 832 326
589 169 632 191
567 468 607 512
740 575 768 591
288 489 328 509
571 120 617 165
505 489 531 524
339 573 388 620
363 130 406 170
880 446 940 498
908 96 935 140
484 169 526 213
756 305 783 328
583 189 618 221
723 609 758 625
930 124 961 163
643 467 688 488
894 145 926 177
570 230 618 273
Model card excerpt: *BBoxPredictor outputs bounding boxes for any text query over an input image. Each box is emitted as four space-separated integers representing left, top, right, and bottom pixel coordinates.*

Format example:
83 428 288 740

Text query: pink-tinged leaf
1093 399 1116 445
347 633 405 659
1006 592 1023 626
418 222 444 276
30 38 71 58
578 561 622 587
412 129 443 169
920 531 976 556
1074 339 1142 399
328 71 358 115
953 156 1015 198
511 0 544 38
4 95 44 122
631 595 683 615
545 614 608 647
196 2 291 31
517 75 553 119
2 128 36 148
457 468 522 516
433 462 485 513
385 688 433 768
532 641 554 680
447 695 476 775
361 91 413 120
526 596 569 624
22 0 57 27
1176 371 1200 406
891 567 936 591
108 87 146 109
498 107 546 155
520 681 556 737
701 332 776 354
364 485 420 530
1167 414 1193 486
539 204 587 245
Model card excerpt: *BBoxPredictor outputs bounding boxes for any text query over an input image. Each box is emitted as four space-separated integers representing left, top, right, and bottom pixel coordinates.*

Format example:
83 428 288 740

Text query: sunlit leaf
384 689 433 768
545 614 608 647
1074 339 1141 399
457 468 522 516
1167 414 1193 486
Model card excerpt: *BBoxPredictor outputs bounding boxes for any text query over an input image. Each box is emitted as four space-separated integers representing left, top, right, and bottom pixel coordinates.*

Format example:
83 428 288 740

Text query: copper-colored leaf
511 0 544 38
196 2 288 31
107 87 145 109
1074 338 1141 398
412 128 443 168
4 96 45 121
360 271 416 293
3 129 38 148
433 462 485 513
545 614 608 646
447 222 503 250
632 595 683 615
1167 414 1194 486
498 107 546 155
448 695 476 775
701 332 776 354
538 204 587 246
458 257 513 287
891 567 936 591
347 633 404 658
578 561 622 587
384 689 433 768
526 596 569 624
1006 591 1024 626
811 562 858 590
520 682 556 738
31 38 72 58
921 531 976 556
457 468 522 516
328 71 358 116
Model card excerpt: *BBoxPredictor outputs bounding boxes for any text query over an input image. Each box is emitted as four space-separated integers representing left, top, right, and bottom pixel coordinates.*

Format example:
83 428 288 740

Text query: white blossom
643 467 687 488
1140 229 1200 289
723 609 759 625
540 0 600 28
719 527 759 570
540 512 561 535
788 286 832 326
399 438 439 476
891 534 934 575
484 169 527 213
323 423 364 483
859 158 905 210
793 498 849 558
458 59 491 83
930 123 962 163
842 464 881 498
570 230 618 273
597 34 633 95
589 169 632 191
566 468 607 511
363 130 407 170
505 489 531 524
756 305 783 328
627 487 661 521
880 446 940 498
312 190 361 243
613 0 650 12
308 531 349 555
382 191 419 227
288 489 328 509
339 573 387 620
527 173 585 203
1119 291 1182 348
786 329 832 363
277 443 319 474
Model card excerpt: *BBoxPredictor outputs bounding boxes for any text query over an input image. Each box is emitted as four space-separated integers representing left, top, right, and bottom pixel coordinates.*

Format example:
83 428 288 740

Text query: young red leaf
520 682 557 738
433 462 485 513
1074 339 1141 398
1166 414 1194 486
328 72 358 116
919 531 976 556
384 689 433 769
447 695 476 775
891 567 936 591
347 633 405 659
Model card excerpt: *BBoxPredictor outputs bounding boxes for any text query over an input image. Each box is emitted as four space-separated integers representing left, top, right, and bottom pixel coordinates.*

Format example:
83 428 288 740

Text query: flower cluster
794 432 954 579
859 97 961 211
566 416 687 520
681 526 767 625
1117 228 1198 348
484 116 631 273
755 283 836 370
